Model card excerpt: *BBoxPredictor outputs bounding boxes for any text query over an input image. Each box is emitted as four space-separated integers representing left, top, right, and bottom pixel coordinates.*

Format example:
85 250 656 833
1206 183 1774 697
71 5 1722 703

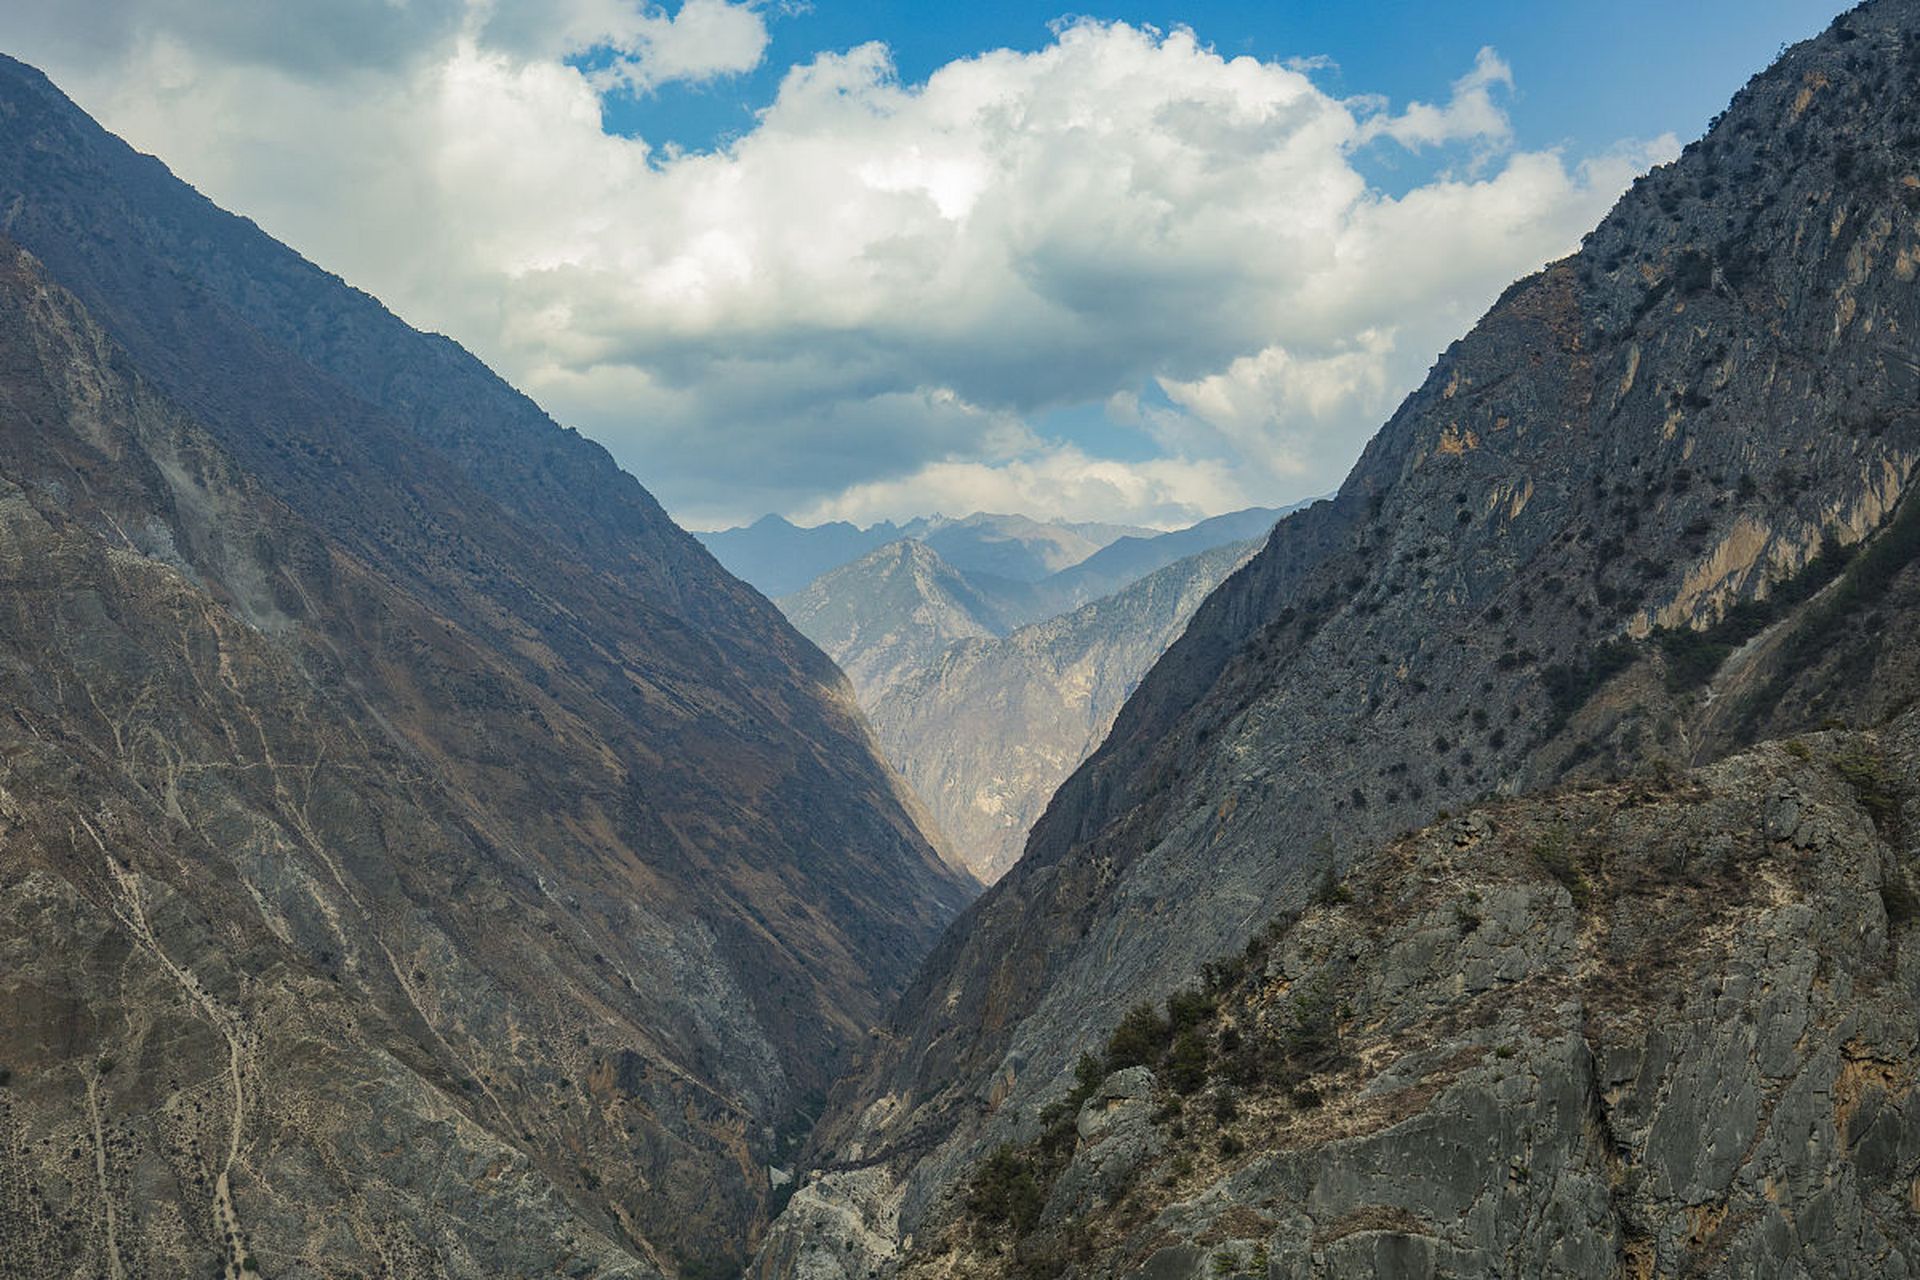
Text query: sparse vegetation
1530 825 1592 908
970 1145 1045 1232
1834 745 1899 832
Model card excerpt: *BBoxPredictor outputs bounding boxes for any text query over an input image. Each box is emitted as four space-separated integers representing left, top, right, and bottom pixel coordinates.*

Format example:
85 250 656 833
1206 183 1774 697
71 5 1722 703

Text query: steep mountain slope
864 720 1920 1276
764 3 1920 1272
696 514 903 599
779 539 1015 707
0 56 974 1278
866 540 1262 883
1019 506 1289 624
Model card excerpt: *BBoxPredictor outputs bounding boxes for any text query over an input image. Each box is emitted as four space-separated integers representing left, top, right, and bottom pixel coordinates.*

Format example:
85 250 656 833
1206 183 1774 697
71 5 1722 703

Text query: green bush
1167 1029 1211 1095
1067 1051 1104 1108
1281 984 1339 1066
1530 826 1593 908
1106 1002 1171 1071
969 1146 1044 1233
1835 746 1899 831
1166 987 1216 1033
1312 864 1354 907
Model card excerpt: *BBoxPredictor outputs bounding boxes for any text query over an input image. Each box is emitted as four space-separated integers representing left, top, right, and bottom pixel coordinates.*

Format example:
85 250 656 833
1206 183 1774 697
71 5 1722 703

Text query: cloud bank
0 2 1675 528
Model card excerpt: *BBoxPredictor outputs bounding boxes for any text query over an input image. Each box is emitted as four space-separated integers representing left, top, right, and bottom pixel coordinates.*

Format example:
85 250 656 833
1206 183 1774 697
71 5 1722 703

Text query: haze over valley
3 3 1917 1278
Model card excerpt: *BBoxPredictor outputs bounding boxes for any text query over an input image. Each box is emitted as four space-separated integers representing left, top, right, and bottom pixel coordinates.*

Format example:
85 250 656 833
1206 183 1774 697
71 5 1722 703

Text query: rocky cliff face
781 539 1015 707
866 540 1261 883
764 2 1920 1272
0 56 974 1279
864 719 1920 1277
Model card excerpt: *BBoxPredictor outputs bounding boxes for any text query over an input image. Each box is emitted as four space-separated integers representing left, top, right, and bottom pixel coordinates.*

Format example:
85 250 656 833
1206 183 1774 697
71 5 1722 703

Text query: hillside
779 539 1016 706
866 540 1263 883
763 4 1920 1274
1014 506 1290 626
0 55 974 1279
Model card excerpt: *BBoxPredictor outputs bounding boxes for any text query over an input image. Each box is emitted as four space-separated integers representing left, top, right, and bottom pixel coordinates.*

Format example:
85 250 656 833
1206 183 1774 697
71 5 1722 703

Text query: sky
0 1 1839 531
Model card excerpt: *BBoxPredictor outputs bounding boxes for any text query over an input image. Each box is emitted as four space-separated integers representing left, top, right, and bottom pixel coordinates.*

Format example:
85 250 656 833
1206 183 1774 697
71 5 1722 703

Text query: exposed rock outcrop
884 722 1920 1277
765 3 1920 1272
863 540 1262 882
0 54 973 1277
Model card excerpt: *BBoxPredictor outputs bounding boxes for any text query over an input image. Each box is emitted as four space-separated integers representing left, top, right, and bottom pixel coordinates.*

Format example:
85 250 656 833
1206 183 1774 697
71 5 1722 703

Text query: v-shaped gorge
0 53 974 1279
764 2 1920 1274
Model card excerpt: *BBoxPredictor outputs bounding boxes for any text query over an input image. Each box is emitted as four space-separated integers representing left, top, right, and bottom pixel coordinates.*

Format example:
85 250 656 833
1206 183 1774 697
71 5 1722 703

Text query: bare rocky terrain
761 4 1920 1274
859 540 1263 884
783 537 1262 882
0 55 974 1279
6 0 1920 1275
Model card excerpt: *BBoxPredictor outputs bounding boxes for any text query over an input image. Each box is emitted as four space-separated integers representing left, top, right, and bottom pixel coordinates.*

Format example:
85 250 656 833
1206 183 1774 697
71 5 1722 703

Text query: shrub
1165 987 1216 1035
1673 248 1714 294
1835 746 1899 831
1281 984 1339 1066
970 1146 1044 1232
1531 826 1592 908
1168 1029 1211 1095
1312 864 1353 907
1106 1003 1171 1071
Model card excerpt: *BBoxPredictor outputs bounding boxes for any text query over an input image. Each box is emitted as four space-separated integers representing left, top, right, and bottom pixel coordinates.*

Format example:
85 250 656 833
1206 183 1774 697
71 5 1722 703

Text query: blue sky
0 0 1845 529
603 1 1834 180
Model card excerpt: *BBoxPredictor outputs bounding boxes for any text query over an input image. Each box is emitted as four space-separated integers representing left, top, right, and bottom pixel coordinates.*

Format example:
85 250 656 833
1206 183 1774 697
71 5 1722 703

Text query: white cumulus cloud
0 4 1675 528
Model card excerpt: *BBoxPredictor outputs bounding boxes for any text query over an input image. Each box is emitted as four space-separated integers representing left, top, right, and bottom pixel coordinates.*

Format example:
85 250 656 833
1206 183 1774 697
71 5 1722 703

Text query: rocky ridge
0 54 973 1279
863 539 1263 883
848 718 1920 1277
762 3 1920 1273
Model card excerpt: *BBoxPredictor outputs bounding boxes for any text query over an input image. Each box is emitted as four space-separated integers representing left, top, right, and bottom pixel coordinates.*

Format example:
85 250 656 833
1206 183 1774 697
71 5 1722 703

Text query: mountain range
761 4 1920 1274
780 534 1268 881
3 2 1919 1277
697 511 1164 599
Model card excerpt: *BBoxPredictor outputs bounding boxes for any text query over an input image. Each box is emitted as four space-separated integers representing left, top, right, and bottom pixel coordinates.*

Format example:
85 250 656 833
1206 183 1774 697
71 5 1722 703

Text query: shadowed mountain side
0 52 973 1276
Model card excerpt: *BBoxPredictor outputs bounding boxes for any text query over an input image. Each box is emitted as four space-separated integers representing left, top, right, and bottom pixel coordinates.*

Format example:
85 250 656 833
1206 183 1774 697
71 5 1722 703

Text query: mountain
785 720 1920 1277
778 539 1016 706
913 513 1157 584
864 539 1263 884
780 534 1262 883
694 514 904 598
700 512 1159 599
1021 505 1292 621
763 4 1920 1274
0 53 975 1279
